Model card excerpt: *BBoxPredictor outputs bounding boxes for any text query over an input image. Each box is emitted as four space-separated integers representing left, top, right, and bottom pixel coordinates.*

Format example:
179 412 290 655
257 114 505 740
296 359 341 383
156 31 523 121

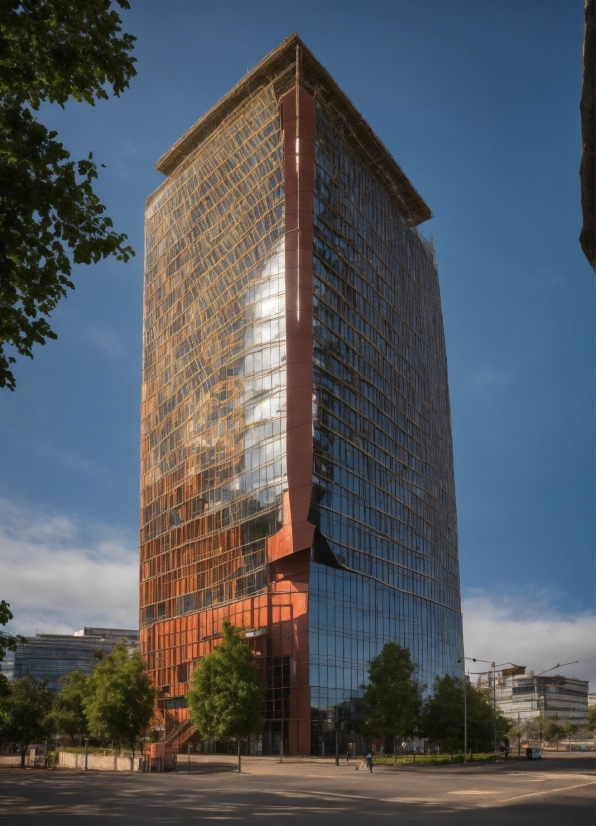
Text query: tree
83 644 155 766
523 715 542 745
354 642 423 762
186 621 265 772
0 600 20 662
507 718 524 757
0 675 54 767
48 671 88 745
420 674 510 759
543 716 565 750
0 0 136 390
419 674 464 756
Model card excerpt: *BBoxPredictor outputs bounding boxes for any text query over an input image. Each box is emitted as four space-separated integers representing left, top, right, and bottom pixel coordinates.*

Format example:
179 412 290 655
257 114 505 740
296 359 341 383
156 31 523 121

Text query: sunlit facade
140 34 463 755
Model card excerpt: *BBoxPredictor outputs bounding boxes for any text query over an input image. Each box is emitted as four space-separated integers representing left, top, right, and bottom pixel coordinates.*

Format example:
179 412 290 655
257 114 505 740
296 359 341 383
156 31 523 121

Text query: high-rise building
140 34 463 755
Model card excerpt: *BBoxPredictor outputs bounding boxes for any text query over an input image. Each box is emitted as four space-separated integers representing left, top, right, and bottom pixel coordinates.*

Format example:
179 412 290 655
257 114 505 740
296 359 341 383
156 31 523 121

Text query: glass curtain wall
141 84 286 682
309 104 463 753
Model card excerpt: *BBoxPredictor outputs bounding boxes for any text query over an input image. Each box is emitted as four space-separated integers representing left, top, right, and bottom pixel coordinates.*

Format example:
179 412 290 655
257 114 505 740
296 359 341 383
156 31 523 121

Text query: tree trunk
238 736 241 773
20 745 27 769
393 735 397 765
131 743 135 773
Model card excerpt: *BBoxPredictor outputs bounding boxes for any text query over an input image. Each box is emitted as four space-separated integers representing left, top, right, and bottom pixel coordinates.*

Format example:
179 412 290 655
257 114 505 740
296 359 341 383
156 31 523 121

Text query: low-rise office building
476 666 589 728
4 627 139 692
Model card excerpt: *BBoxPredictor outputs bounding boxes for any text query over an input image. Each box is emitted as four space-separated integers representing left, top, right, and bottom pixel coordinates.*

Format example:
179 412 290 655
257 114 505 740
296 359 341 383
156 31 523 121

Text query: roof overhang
154 33 432 227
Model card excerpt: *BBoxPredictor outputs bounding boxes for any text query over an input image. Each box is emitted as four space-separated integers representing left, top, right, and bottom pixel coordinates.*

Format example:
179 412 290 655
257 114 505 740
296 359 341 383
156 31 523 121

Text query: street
0 752 594 825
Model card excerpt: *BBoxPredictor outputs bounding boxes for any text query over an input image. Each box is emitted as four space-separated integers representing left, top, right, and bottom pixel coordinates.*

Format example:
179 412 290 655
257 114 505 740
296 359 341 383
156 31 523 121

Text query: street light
458 657 523 761
457 658 468 762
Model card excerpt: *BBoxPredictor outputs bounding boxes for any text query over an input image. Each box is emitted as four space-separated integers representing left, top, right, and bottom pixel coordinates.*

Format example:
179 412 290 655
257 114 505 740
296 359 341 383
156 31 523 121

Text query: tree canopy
83 643 155 758
355 642 422 759
0 0 136 390
420 674 510 757
0 675 54 766
0 600 19 663
48 670 88 745
186 621 265 772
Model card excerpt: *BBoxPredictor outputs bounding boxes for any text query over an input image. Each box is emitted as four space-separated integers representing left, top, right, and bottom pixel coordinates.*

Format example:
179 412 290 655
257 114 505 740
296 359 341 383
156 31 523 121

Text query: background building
3 627 138 692
477 666 589 729
140 33 463 755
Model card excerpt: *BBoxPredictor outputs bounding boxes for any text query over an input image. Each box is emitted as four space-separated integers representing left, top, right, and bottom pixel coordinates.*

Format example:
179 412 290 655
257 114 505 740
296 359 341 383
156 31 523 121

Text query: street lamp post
493 661 497 759
459 657 522 762
463 670 467 763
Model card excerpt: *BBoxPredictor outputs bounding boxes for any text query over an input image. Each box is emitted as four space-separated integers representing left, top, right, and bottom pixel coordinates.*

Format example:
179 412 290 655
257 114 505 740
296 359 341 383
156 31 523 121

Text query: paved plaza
0 753 594 825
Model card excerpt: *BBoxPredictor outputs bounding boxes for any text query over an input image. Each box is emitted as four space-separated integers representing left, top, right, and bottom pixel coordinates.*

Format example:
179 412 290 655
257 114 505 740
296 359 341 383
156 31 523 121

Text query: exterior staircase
163 718 199 753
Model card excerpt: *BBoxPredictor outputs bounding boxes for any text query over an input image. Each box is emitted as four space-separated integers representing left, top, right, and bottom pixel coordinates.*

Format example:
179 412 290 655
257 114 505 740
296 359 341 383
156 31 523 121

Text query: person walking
366 752 373 773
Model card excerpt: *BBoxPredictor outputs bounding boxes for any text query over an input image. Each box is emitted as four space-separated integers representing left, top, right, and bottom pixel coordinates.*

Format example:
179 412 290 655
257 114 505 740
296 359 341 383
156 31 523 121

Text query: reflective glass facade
9 630 138 692
141 35 463 755
141 83 285 633
308 105 462 750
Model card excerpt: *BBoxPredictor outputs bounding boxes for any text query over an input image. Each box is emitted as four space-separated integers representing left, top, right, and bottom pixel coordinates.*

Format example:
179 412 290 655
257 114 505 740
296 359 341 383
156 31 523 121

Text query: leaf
186 621 265 741
0 1 136 389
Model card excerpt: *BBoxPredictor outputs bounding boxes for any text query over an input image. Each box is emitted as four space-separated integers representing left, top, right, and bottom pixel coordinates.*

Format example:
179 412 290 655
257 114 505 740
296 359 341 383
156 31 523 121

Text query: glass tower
141 34 463 755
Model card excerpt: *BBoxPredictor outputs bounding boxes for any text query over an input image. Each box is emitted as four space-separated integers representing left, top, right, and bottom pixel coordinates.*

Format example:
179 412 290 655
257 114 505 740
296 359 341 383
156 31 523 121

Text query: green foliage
374 751 519 766
83 643 155 756
588 706 596 735
48 670 88 744
0 675 54 765
0 0 136 390
419 674 464 753
563 722 578 738
186 621 265 743
542 715 564 745
420 674 510 755
355 642 423 747
522 715 542 741
0 0 136 110
0 599 21 662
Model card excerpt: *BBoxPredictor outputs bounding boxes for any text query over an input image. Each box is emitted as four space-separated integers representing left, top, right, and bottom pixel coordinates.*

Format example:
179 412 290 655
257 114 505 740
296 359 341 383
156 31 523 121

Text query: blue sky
1 1 593 682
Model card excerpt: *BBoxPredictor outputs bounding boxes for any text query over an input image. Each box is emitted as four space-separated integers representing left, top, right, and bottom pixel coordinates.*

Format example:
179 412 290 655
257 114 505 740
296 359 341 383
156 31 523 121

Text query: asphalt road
0 753 594 825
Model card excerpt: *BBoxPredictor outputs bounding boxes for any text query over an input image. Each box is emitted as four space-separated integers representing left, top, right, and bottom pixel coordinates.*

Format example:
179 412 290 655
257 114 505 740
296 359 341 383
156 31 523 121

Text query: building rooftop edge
153 33 432 227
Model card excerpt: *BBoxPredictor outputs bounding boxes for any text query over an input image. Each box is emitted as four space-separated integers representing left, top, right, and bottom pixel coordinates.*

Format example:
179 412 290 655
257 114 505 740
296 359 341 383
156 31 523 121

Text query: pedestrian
366 752 373 773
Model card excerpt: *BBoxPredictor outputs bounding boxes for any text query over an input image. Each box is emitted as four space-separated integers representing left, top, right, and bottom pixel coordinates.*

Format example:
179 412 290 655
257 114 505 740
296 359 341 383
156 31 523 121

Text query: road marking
510 772 594 779
448 790 496 795
488 780 596 806
274 789 377 802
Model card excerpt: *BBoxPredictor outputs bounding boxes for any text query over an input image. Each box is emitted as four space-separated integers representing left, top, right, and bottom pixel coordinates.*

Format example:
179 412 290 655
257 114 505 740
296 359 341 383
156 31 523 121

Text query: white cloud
462 589 596 689
85 324 123 358
0 498 138 636
2 498 593 694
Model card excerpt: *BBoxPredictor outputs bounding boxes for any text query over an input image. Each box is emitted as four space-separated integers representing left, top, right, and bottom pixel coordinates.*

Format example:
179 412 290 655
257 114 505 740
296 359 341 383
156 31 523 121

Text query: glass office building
7 628 139 692
141 34 463 755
